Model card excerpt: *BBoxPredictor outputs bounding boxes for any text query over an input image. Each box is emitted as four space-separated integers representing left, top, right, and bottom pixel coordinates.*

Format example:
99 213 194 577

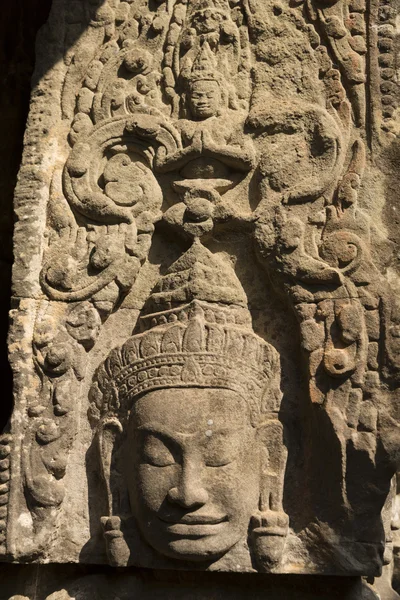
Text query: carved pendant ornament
6 0 400 580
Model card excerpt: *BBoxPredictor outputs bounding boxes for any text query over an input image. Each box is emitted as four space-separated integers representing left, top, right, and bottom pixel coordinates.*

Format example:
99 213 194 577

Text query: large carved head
89 241 285 568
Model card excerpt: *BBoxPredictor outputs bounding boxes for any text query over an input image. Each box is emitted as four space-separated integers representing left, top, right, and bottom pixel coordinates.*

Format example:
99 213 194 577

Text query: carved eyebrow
137 424 245 438
208 427 245 434
136 424 199 446
136 424 178 441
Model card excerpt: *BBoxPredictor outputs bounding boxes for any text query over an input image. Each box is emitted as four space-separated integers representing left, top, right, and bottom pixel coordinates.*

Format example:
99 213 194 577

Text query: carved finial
144 239 248 315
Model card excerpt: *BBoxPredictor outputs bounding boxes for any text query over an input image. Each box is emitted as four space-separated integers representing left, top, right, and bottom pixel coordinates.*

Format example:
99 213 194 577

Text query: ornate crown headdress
181 42 222 88
187 0 231 19
89 241 282 428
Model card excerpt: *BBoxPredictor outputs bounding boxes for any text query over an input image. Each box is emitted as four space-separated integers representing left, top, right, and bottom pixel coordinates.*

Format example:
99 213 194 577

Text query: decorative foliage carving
0 435 11 557
21 302 101 552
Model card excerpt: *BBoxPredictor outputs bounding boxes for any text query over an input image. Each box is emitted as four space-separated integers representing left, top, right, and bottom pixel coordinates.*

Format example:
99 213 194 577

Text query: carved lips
158 513 229 537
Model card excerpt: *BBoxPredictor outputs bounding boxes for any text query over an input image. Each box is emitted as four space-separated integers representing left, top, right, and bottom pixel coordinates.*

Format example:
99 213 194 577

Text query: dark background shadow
0 0 53 431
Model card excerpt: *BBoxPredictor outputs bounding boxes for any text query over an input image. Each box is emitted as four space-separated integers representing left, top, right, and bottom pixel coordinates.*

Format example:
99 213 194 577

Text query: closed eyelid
202 430 244 463
206 458 237 468
138 428 181 466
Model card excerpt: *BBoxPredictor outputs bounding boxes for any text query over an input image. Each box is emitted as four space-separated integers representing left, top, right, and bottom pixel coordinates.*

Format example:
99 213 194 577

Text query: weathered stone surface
0 565 381 600
0 0 53 432
4 0 400 596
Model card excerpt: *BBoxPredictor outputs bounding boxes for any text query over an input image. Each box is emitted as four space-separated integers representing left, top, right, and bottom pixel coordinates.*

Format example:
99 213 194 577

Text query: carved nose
167 465 209 509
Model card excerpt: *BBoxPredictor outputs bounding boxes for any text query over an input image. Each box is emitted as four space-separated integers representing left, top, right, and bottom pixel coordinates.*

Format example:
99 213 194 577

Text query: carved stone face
124 387 260 562
188 79 222 120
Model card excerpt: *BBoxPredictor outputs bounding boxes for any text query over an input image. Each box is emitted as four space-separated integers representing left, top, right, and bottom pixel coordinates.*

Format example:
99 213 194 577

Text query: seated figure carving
154 43 255 187
89 241 288 571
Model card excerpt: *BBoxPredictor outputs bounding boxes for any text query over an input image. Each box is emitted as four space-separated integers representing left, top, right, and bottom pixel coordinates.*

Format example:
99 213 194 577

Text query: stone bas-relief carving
5 0 400 593
89 241 288 570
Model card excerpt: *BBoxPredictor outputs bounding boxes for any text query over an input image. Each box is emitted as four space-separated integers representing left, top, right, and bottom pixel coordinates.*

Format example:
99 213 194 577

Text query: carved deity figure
155 43 255 182
89 241 288 571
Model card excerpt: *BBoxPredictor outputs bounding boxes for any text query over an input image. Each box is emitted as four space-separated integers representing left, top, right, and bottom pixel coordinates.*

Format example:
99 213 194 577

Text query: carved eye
141 434 177 467
203 431 241 468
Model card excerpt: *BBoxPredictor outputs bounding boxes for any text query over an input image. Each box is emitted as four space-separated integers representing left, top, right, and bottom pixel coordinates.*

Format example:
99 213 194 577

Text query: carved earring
101 516 130 567
97 418 129 566
250 440 289 572
250 508 289 572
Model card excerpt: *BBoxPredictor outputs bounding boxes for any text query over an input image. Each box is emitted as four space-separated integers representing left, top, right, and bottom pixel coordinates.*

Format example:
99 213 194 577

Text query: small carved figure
155 44 255 179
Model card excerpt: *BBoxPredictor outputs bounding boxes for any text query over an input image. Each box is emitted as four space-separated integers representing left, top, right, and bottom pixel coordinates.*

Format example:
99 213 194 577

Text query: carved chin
150 522 240 562
193 108 214 118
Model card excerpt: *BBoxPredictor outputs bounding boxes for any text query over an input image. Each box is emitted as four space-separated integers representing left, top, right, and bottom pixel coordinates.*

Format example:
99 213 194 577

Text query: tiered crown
182 43 222 87
89 242 282 427
187 0 231 19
